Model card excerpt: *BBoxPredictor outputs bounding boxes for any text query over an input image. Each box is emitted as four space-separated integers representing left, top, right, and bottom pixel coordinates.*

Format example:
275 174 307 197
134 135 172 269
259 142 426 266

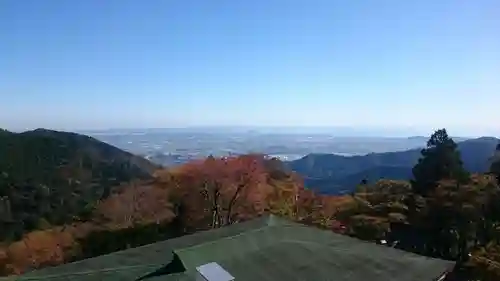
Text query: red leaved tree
160 155 268 231
95 182 174 229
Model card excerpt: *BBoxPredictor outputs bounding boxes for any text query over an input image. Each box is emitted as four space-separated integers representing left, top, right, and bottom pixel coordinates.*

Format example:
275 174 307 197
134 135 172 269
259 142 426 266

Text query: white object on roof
195 262 235 281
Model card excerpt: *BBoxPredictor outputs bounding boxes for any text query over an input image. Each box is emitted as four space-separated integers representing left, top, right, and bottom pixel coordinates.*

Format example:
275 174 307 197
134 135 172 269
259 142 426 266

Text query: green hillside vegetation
490 143 500 183
0 129 158 241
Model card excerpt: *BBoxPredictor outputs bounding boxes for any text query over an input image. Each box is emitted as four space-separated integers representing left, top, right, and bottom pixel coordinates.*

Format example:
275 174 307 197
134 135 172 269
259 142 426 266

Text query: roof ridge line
174 224 271 254
172 214 293 255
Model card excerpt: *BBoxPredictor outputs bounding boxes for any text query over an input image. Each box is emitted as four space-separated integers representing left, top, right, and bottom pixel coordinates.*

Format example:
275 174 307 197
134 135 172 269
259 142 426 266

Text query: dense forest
0 128 499 280
0 129 157 241
0 152 343 275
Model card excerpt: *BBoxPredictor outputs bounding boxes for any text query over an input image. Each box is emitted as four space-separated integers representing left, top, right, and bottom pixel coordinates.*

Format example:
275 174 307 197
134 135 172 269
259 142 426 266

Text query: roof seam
16 264 161 280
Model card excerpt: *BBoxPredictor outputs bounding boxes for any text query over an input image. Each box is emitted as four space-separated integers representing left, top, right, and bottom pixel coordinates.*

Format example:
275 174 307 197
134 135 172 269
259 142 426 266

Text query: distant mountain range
288 137 499 195
0 128 158 241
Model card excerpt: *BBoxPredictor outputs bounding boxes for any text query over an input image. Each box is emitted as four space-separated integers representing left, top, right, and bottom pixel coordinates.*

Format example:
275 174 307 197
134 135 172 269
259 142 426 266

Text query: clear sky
1 0 499 136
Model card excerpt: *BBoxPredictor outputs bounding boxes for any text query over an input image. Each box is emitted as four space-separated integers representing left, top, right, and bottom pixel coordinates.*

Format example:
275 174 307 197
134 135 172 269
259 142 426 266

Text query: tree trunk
226 183 244 225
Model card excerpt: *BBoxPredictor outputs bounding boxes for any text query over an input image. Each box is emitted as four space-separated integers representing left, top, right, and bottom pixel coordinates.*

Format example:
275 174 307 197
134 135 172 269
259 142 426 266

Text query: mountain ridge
0 128 159 241
288 137 499 194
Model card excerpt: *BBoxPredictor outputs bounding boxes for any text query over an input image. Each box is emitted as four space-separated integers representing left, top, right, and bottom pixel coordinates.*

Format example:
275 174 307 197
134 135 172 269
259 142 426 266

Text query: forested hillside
289 136 499 194
0 153 346 275
335 129 500 281
0 129 158 241
1 128 499 280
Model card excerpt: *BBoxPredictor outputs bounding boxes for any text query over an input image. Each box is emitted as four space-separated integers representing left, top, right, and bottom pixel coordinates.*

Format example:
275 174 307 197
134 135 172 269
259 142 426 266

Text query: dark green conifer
411 129 469 195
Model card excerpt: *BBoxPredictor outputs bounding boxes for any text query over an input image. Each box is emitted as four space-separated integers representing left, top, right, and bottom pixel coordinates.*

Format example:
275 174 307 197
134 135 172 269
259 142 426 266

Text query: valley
87 129 498 195
0 128 499 280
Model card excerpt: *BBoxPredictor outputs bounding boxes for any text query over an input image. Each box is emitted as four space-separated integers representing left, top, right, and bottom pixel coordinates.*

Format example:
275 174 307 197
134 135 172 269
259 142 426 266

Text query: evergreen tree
411 129 469 195
490 142 500 183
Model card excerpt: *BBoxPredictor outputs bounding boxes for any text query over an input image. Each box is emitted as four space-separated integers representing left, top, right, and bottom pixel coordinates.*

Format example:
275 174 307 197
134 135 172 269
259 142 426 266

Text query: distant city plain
84 128 470 166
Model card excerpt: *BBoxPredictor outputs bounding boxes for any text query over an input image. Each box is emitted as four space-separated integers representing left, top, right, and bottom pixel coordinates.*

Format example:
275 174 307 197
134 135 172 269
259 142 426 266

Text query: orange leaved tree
158 155 268 232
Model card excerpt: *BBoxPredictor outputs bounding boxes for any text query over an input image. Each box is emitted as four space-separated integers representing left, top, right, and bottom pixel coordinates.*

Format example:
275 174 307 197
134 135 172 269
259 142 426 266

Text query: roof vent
195 262 234 281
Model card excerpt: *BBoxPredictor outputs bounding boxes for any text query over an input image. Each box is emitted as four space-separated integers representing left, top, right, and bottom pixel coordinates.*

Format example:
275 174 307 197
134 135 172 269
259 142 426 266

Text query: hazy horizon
2 1 499 135
3 125 499 139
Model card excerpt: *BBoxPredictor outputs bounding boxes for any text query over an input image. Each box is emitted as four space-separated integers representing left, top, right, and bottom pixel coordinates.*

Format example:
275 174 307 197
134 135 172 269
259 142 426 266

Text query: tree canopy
336 129 500 280
0 129 156 242
490 142 500 183
411 128 469 195
1 128 500 280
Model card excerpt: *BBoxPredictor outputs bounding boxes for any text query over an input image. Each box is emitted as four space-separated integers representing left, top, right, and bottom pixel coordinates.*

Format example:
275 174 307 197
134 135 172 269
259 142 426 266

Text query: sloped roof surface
3 215 454 281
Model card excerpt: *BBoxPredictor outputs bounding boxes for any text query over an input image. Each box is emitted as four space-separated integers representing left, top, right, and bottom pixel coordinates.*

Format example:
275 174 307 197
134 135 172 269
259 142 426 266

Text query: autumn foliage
4 143 498 280
154 154 332 232
0 227 77 275
1 129 499 280
0 182 176 275
0 154 342 275
95 181 175 229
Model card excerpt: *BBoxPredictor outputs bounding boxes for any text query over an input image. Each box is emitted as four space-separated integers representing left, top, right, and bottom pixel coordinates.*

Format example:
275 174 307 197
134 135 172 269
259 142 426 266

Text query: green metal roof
3 215 454 281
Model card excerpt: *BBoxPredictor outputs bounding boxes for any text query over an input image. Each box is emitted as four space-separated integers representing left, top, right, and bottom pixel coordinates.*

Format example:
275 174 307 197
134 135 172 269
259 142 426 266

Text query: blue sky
1 0 499 136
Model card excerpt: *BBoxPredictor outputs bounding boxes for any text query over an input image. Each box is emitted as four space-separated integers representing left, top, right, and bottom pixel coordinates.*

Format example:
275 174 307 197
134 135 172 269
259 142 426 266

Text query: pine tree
411 129 469 195
490 142 500 183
